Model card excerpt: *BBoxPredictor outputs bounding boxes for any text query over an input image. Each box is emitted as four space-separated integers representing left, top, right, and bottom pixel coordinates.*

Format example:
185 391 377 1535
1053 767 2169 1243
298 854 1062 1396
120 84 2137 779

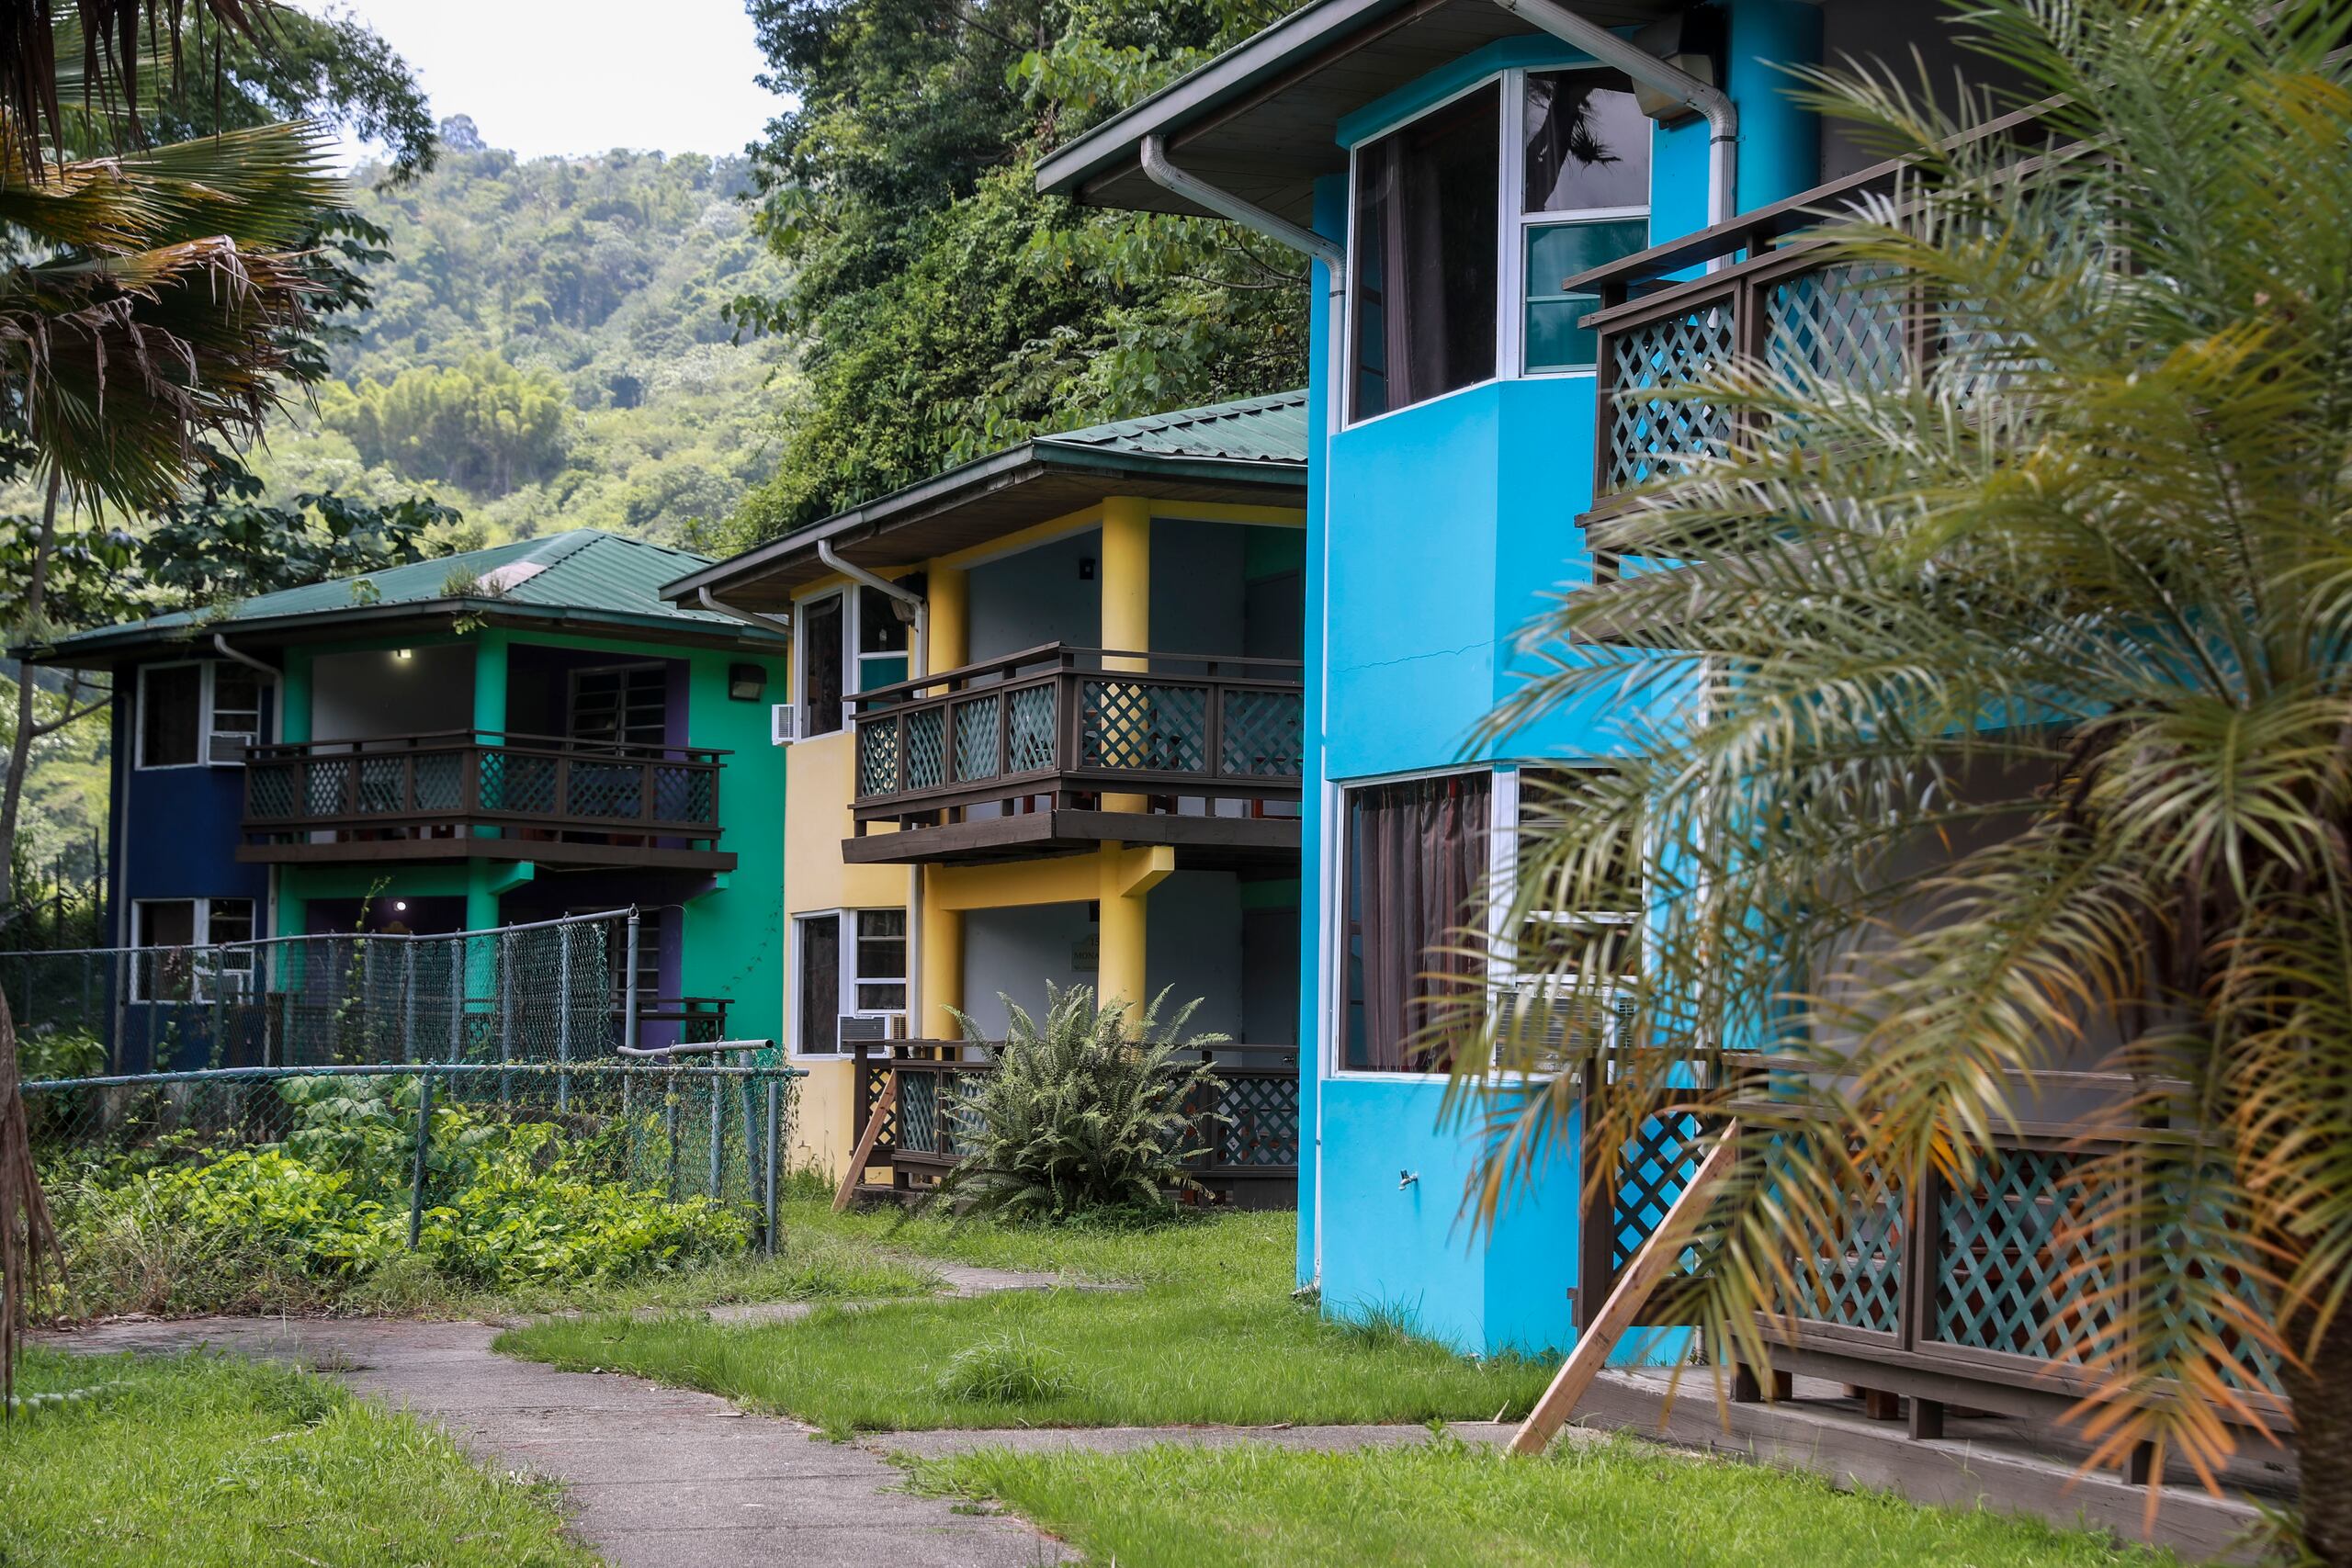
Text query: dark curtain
1351 772 1491 1071
1351 83 1498 419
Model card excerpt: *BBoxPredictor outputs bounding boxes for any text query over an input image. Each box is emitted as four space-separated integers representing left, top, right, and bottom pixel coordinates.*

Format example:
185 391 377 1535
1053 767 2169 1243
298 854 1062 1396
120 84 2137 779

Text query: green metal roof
661 390 1309 605
37 528 781 664
1033 389 1310 466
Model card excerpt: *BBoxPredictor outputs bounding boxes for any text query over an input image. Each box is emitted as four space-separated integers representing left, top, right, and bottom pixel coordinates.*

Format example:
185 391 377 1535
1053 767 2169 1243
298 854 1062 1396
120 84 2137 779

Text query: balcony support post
1100 496 1152 810
920 883 964 1042
1098 842 1172 1026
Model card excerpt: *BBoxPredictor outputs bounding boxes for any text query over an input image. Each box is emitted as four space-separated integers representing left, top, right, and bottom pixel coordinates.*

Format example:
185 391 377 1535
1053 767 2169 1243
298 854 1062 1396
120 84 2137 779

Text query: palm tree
1442 1 2352 1558
0 0 337 1407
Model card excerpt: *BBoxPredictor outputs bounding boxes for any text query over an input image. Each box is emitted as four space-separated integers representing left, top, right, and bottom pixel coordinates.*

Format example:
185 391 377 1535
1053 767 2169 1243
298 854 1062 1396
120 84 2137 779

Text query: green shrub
944 986 1224 1223
417 1166 748 1289
18 1025 105 1082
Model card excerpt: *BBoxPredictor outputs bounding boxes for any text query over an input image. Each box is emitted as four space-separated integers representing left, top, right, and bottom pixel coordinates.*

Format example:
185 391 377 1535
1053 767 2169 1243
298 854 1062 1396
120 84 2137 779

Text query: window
131 897 256 1000
798 594 846 738
1340 770 1493 1072
1345 67 1655 421
1494 768 1642 1066
1518 75 1651 373
794 908 909 1055
570 664 668 748
1350 84 1500 421
138 660 270 769
856 586 910 694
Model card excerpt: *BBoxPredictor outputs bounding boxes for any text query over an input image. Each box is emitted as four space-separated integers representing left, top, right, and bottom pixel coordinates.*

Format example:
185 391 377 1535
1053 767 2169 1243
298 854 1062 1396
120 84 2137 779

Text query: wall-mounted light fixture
393 649 413 661
1078 556 1096 581
393 900 409 913
728 661 766 702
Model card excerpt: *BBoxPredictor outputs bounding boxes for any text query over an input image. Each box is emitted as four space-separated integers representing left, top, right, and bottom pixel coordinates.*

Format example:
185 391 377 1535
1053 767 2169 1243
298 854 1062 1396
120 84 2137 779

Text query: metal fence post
408 1068 436 1250
663 1083 680 1198
401 942 417 1064
763 1077 782 1258
498 935 514 1104
707 1076 723 1201
557 924 573 1112
622 910 641 1056
448 936 464 1063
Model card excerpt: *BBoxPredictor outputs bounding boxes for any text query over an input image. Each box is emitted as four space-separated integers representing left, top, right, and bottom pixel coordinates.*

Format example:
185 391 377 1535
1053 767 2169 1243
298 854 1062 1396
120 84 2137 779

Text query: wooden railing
852 1039 1300 1209
1567 110 2054 537
242 731 727 850
848 644 1304 825
1584 1062 2286 1448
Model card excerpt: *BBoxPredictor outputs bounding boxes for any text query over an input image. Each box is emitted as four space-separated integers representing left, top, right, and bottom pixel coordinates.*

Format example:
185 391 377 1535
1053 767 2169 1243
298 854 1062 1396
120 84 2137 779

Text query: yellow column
1096 843 1172 1026
925 561 968 673
920 876 964 1042
1099 496 1151 810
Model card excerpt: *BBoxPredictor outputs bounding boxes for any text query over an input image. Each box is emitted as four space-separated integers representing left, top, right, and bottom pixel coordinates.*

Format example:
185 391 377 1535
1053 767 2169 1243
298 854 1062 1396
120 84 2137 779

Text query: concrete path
871 1420 1523 1461
48 1314 1071 1568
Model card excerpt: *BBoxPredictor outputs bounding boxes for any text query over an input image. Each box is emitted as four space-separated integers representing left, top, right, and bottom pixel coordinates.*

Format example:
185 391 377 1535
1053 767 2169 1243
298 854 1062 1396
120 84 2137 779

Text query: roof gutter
695 586 792 637
1492 0 1738 227
210 633 279 680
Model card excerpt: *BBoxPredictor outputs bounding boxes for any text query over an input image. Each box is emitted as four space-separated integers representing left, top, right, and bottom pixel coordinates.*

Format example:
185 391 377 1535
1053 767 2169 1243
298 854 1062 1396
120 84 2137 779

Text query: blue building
28 529 790 1070
1041 1 2018 1356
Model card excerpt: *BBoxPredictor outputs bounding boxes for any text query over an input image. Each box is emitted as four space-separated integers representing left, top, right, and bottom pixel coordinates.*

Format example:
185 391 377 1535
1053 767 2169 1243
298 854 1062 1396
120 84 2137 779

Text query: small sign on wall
1070 936 1099 974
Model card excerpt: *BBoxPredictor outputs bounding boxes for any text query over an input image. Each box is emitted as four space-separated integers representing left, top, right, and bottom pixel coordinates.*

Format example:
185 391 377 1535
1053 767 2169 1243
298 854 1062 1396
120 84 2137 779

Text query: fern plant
942 986 1224 1222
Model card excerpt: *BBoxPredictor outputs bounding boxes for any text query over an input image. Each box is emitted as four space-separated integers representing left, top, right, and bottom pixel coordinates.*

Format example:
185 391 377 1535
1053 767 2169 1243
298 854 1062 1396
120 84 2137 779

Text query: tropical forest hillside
253 117 793 548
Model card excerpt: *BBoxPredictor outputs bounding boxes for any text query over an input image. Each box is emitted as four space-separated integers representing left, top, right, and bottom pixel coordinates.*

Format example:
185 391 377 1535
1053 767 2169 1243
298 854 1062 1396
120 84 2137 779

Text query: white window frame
1340 63 1654 429
789 906 909 1057
135 660 268 771
1325 761 1643 1081
792 584 913 740
130 896 257 1001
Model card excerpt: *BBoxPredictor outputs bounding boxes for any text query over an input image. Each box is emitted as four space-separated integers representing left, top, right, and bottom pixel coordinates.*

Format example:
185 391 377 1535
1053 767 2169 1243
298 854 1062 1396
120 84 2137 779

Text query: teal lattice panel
569 761 641 818
1008 684 1057 773
1219 689 1304 777
1933 1148 2117 1362
898 1071 941 1154
1607 300 1734 491
1215 1075 1299 1166
358 756 407 814
1081 680 1206 773
1767 264 1907 392
1613 1111 1704 1271
857 721 899 796
1790 1180 1905 1337
414 754 462 812
304 758 352 815
248 763 296 819
954 695 1001 780
905 708 946 792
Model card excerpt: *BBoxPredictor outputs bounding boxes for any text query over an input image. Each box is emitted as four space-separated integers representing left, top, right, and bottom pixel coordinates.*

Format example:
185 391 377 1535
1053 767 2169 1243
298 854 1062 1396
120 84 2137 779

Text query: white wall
311 646 473 741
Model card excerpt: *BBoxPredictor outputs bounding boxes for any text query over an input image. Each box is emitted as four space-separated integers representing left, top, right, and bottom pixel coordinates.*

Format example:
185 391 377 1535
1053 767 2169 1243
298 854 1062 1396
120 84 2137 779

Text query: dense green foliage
254 131 794 546
1 1348 594 1567
944 986 1223 1220
917 1438 2176 1568
727 0 1307 540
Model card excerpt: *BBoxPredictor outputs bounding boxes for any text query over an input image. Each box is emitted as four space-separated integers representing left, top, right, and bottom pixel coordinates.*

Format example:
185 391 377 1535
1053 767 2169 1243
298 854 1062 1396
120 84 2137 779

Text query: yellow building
663 394 1310 1190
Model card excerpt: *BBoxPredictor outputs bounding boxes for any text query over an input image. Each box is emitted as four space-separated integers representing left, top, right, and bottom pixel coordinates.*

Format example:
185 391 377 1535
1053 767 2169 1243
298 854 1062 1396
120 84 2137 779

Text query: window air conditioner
771 703 799 746
208 728 257 764
838 1011 908 1045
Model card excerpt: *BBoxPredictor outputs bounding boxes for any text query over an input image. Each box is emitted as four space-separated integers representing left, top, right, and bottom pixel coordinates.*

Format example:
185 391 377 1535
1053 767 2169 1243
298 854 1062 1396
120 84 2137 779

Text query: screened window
570 664 667 748
799 594 846 738
1340 770 1493 1072
139 663 203 768
853 908 907 1013
208 668 264 762
1520 75 1651 374
1350 83 1500 422
796 913 842 1054
131 897 254 1000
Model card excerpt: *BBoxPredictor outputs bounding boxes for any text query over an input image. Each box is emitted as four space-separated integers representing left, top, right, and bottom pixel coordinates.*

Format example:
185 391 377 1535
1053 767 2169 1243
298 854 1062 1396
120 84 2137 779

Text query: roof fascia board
1333 33 1590 146
1035 0 1411 202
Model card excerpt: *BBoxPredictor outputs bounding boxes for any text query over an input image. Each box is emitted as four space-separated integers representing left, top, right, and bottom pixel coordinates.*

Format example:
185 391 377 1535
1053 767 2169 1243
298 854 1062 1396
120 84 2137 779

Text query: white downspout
1492 0 1739 227
695 586 792 638
212 634 284 945
1139 133 1346 1290
817 540 930 1040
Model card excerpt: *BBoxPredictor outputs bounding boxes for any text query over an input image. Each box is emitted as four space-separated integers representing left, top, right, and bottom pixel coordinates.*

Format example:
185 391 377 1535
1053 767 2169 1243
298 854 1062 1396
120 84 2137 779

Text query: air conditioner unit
838 1011 909 1045
771 703 799 745
1501 983 1633 1076
208 728 257 764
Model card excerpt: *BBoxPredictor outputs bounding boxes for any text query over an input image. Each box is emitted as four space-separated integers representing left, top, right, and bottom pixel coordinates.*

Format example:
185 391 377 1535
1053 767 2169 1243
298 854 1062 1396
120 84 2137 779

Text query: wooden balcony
239 730 732 873
843 644 1304 867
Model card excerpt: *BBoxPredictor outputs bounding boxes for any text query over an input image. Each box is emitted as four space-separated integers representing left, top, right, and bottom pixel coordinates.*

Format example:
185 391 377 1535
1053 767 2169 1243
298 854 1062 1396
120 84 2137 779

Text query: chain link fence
3 911 646 1075
25 1061 798 1257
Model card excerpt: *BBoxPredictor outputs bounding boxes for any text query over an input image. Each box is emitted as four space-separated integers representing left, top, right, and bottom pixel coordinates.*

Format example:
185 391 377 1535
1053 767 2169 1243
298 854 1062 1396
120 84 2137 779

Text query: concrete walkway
48 1314 1071 1568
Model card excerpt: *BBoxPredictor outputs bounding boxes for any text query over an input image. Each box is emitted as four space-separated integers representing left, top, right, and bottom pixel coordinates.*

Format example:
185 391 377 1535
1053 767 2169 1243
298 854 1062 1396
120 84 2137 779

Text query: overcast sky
291 1 789 165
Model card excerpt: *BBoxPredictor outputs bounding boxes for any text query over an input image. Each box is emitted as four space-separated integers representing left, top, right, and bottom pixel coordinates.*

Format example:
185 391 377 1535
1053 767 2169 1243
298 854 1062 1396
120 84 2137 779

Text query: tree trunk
0 472 62 917
2282 1302 2352 1565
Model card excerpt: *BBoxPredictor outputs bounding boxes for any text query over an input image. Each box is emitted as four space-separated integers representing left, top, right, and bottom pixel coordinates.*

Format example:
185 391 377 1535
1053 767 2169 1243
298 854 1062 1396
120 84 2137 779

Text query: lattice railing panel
857 720 899 797
569 761 642 819
1933 1148 2118 1362
304 758 352 816
1606 300 1735 491
897 1070 941 1155
1219 689 1305 778
1081 680 1206 773
1789 1178 1906 1337
860 1062 898 1155
248 763 297 819
2145 1199 2285 1395
651 765 713 824
357 756 407 815
1767 264 1907 392
904 708 946 792
1007 684 1057 773
1212 1074 1299 1167
1613 1111 1706 1272
481 752 557 816
414 754 463 812
954 695 1001 781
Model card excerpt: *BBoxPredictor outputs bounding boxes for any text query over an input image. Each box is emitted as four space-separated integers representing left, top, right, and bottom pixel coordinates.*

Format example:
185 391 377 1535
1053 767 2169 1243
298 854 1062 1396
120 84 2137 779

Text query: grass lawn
0 1347 594 1567
500 1203 1556 1437
914 1437 2182 1568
